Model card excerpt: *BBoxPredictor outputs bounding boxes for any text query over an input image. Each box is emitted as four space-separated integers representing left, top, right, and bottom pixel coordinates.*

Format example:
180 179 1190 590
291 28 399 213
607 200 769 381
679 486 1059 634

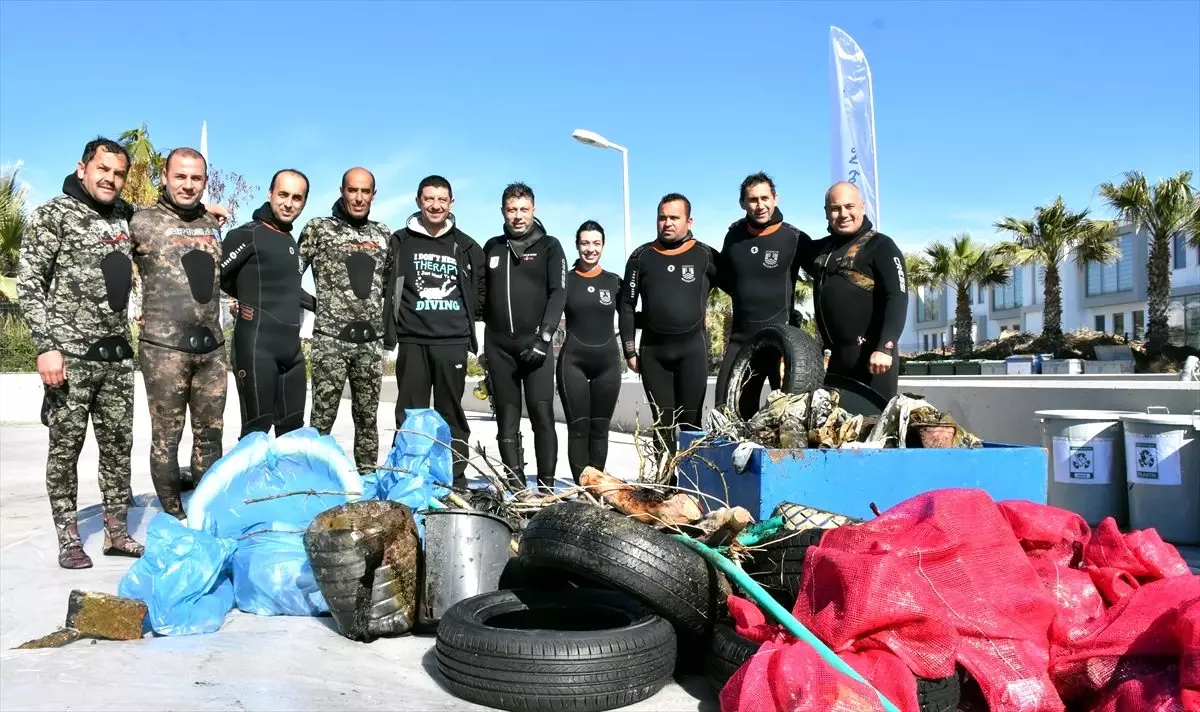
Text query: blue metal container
678 432 1049 521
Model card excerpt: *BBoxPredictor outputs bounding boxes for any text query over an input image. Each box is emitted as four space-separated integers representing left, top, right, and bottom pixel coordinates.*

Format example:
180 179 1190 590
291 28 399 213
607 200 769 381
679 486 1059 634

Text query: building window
992 268 1023 310
1086 233 1134 296
1133 310 1145 340
1175 234 1188 270
1095 314 1105 332
977 284 985 305
1167 294 1200 349
1033 265 1045 305
917 288 941 323
923 334 929 351
1112 312 1124 336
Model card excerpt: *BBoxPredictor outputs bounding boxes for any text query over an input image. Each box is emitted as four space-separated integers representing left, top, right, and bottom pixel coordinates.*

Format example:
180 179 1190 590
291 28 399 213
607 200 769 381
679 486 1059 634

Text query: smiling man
299 167 391 473
130 147 227 519
382 175 485 487
17 137 146 568
219 169 316 438
714 172 812 416
802 180 908 400
618 193 719 467
481 182 567 491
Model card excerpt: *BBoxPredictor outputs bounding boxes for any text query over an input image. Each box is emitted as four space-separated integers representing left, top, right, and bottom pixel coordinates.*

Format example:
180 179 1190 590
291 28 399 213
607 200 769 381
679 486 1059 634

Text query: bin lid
1118 410 1200 429
1035 409 1136 421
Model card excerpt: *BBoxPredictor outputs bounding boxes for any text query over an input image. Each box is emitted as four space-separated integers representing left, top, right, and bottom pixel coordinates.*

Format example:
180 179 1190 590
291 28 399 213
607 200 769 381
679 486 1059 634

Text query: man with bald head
801 181 908 400
298 167 392 471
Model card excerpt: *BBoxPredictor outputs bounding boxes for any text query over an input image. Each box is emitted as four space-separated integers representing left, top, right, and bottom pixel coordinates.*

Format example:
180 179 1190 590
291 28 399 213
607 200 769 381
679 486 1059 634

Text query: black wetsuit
220 203 316 438
556 264 622 482
618 233 719 456
714 209 810 414
800 217 908 400
481 219 568 488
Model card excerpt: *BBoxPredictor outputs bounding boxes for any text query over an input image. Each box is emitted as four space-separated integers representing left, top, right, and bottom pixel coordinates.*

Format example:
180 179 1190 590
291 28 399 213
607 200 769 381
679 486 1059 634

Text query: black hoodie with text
382 212 485 353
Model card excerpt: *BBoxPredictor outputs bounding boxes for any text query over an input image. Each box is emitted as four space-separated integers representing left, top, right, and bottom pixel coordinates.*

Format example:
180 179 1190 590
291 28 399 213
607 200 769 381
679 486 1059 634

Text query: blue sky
2 0 1198 281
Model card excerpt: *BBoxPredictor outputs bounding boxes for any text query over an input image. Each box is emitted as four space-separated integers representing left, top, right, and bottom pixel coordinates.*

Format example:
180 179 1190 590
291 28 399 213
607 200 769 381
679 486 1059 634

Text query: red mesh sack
721 594 916 712
1083 518 1192 582
1049 577 1200 708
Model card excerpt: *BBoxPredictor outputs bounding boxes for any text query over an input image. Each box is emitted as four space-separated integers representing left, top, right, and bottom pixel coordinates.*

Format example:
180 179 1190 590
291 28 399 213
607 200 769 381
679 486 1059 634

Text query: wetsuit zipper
505 247 514 334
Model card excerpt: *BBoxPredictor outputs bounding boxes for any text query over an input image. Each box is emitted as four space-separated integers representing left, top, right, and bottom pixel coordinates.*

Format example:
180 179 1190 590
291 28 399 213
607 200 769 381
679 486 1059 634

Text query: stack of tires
433 501 733 711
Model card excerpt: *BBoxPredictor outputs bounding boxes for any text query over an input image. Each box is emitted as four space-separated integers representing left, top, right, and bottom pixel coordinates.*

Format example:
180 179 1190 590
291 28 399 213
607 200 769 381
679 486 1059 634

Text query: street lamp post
571 129 631 264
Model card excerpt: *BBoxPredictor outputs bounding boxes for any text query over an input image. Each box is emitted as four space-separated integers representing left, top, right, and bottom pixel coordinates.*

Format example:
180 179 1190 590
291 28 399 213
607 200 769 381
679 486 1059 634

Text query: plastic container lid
1036 410 1137 421
1118 410 1200 429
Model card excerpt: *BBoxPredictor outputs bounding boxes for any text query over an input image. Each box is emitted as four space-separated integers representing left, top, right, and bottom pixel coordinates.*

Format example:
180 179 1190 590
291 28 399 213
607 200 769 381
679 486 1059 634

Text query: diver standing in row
220 169 317 438
481 183 568 491
556 220 622 482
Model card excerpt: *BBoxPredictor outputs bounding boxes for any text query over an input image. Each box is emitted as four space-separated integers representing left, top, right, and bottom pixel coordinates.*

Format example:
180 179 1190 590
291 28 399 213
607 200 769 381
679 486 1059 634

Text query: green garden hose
673 534 900 712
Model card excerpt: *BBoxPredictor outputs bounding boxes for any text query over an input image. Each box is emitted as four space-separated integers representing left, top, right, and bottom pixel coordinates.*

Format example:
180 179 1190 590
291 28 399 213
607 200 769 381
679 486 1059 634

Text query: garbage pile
713 388 983 450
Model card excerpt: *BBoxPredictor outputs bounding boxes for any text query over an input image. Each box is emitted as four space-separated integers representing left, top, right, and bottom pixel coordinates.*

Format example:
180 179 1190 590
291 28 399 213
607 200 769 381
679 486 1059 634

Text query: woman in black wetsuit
220 169 316 438
556 221 623 482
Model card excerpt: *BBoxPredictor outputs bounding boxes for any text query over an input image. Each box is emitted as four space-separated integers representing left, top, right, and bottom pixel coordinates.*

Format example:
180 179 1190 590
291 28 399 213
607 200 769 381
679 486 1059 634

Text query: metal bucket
419 509 514 626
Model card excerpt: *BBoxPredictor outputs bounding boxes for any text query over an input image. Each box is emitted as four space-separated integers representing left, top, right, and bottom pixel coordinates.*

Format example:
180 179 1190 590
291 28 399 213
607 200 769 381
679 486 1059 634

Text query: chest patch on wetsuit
822 230 877 292
100 252 133 312
344 252 376 300
180 249 216 304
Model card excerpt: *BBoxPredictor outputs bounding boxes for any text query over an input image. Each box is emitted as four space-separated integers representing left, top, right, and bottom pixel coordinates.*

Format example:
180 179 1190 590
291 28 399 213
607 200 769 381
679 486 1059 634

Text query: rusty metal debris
13 590 147 650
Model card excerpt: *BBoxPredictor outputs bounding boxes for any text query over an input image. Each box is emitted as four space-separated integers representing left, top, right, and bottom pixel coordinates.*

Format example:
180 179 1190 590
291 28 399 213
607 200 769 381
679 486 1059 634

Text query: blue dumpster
677 432 1048 521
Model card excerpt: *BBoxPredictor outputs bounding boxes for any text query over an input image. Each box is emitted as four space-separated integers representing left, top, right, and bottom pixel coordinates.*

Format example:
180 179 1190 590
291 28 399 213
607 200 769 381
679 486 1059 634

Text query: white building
900 227 1200 354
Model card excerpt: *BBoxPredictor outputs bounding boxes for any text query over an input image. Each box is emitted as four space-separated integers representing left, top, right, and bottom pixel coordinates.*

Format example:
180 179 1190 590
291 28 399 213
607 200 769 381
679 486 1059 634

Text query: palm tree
1098 171 1198 357
118 124 165 208
994 196 1119 355
0 164 29 281
921 234 1011 356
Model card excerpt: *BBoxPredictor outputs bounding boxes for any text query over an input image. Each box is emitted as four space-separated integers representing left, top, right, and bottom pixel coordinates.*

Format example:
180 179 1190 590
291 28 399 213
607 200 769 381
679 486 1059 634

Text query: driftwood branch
243 489 361 505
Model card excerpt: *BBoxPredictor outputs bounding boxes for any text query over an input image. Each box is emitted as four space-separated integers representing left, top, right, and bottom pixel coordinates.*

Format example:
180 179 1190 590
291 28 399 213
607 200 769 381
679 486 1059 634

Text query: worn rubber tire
517 502 726 644
435 588 676 712
705 623 760 693
742 528 827 607
916 674 961 712
726 324 825 420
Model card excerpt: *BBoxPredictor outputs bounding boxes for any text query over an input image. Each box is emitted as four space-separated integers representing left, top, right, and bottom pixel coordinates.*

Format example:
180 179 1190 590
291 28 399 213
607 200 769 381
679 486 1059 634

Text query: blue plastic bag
183 427 364 617
187 427 363 539
231 531 327 616
117 513 236 636
373 408 454 538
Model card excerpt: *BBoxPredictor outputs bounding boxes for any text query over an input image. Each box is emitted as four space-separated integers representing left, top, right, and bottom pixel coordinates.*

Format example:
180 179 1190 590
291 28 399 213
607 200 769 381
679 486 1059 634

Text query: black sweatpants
639 329 709 457
231 319 306 439
556 336 621 482
485 331 557 488
393 342 471 487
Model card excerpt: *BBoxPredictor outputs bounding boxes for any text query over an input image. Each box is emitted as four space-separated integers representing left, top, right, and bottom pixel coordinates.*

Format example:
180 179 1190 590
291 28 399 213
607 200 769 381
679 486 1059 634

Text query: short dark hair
576 220 605 245
502 182 535 205
80 137 130 169
270 168 309 194
417 174 452 199
341 167 376 191
740 172 776 201
164 147 208 175
658 192 691 218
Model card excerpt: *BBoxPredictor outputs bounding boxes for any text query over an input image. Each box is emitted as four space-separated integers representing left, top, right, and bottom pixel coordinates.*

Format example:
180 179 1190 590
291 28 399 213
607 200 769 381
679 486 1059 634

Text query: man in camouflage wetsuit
130 147 227 519
17 137 146 569
299 167 391 471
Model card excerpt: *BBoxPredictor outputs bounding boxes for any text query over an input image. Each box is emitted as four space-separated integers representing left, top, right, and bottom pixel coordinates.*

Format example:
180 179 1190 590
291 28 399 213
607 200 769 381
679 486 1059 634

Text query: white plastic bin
1120 408 1200 545
1036 410 1135 527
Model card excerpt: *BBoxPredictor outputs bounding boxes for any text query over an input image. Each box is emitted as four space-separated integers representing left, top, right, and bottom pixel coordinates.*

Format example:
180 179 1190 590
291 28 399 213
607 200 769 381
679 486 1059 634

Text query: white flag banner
829 26 880 228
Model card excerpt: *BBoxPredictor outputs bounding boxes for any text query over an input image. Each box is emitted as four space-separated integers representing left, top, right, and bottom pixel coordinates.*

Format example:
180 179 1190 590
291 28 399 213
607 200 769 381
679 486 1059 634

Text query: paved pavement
0 375 715 711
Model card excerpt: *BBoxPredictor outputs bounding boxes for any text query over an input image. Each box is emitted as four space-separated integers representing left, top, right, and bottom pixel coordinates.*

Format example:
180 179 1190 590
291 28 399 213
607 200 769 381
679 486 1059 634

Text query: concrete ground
0 374 715 711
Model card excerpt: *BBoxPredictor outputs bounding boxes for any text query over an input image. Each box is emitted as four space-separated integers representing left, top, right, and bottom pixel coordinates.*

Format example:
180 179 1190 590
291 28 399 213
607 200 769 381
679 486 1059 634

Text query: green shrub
0 315 36 372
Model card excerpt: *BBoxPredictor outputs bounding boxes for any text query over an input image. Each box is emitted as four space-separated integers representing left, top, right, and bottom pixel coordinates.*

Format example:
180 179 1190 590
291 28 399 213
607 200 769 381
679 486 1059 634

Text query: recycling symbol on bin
1138 447 1158 470
1070 451 1092 472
